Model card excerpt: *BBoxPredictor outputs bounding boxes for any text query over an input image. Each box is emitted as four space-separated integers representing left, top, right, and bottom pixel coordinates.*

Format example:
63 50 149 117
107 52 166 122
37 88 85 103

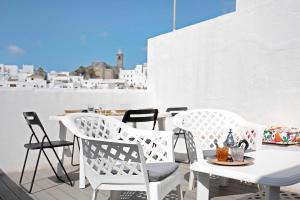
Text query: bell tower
116 49 123 69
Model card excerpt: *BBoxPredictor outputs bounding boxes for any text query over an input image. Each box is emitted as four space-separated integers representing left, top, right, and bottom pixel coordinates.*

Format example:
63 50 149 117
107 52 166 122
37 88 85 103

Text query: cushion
263 126 300 144
146 162 179 182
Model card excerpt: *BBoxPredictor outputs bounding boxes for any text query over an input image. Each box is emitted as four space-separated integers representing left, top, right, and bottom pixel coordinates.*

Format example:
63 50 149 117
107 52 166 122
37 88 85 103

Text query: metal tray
207 156 254 166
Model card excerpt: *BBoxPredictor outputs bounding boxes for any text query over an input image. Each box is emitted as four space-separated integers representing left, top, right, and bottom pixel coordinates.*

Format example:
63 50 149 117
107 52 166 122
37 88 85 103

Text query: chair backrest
62 113 175 163
166 107 188 116
23 112 51 143
173 109 264 162
80 136 149 192
122 109 158 130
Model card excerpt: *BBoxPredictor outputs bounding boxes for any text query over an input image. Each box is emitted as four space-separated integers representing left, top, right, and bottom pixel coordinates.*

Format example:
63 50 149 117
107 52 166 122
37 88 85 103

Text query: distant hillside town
0 49 147 89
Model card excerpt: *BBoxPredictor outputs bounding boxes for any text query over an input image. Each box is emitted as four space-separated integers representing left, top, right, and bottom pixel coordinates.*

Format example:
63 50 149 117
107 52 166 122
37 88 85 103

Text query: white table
191 149 300 200
49 112 171 189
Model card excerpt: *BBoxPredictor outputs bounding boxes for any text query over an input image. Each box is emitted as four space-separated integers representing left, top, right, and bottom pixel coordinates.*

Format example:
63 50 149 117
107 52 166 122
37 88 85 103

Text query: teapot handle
238 139 249 151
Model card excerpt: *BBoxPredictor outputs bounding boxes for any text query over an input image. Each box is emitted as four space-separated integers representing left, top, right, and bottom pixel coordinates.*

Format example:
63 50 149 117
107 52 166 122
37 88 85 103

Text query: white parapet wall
0 88 154 172
148 0 300 127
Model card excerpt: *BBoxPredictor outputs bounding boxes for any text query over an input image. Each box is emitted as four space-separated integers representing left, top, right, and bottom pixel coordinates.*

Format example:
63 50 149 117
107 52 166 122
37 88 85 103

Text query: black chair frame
122 109 158 130
19 112 73 193
166 107 190 163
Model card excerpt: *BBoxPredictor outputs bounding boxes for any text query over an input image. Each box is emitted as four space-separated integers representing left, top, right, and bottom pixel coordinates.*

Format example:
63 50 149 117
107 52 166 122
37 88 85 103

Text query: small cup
231 147 244 162
87 104 95 113
216 147 229 161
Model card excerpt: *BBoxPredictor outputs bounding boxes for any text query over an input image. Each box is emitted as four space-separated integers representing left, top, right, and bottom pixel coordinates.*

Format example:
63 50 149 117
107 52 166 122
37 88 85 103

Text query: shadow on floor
0 169 34 200
20 168 80 194
236 191 300 200
183 171 260 198
117 190 184 200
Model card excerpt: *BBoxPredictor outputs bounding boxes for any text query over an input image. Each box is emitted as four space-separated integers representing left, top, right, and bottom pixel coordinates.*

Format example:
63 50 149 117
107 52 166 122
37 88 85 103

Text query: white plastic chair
173 109 265 190
62 113 183 200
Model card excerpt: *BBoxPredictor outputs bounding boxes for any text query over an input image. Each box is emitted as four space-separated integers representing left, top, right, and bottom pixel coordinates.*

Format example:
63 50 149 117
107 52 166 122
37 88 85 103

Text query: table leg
79 138 86 188
132 122 137 128
196 172 210 200
157 117 166 131
265 186 280 200
57 121 86 188
57 121 67 176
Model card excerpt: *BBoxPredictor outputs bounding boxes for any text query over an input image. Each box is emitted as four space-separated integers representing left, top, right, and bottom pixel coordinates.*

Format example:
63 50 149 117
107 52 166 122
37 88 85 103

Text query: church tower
116 49 123 69
114 49 123 78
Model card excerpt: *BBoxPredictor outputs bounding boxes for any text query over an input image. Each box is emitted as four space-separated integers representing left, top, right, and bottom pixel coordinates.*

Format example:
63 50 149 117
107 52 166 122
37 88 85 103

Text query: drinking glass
216 147 229 161
231 147 244 162
87 104 95 113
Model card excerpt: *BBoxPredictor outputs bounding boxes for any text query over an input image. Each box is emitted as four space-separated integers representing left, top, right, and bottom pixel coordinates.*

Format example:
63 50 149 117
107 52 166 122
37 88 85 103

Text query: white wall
148 0 300 127
0 88 154 172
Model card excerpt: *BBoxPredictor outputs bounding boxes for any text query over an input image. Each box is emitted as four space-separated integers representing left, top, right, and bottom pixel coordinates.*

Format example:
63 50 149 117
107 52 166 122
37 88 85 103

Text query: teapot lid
223 129 235 146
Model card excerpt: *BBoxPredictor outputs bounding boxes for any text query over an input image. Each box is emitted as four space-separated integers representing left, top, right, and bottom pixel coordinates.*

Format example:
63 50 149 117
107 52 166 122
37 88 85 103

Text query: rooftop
2 159 300 200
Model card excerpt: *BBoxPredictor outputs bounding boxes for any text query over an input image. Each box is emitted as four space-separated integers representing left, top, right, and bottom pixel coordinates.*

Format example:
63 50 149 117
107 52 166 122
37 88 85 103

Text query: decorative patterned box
263 126 300 144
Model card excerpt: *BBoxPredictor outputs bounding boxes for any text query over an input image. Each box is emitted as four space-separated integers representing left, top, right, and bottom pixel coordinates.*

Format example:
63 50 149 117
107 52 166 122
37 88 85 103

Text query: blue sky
0 0 235 71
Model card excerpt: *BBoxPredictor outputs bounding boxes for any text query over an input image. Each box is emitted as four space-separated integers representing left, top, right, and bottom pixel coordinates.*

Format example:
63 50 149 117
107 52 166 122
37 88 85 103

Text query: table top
190 149 300 186
49 111 171 121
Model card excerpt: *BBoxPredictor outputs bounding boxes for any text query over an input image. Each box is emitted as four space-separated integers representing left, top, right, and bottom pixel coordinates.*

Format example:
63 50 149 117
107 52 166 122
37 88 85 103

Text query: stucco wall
148 0 300 126
0 88 154 172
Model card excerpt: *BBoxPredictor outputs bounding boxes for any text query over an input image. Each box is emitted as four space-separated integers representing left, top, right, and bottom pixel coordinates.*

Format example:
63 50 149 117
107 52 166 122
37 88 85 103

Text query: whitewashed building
119 63 147 89
80 78 126 89
0 64 46 88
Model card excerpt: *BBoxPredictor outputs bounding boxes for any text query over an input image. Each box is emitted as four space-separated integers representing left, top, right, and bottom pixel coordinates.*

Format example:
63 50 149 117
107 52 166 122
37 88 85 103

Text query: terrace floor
1 162 300 200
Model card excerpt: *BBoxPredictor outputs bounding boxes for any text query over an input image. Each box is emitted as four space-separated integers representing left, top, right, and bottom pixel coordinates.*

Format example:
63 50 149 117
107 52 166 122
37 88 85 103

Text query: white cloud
100 31 109 38
7 44 25 56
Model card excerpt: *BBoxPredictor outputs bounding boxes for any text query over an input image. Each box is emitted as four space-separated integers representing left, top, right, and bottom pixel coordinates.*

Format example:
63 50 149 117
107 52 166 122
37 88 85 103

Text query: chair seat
146 162 179 182
24 140 73 150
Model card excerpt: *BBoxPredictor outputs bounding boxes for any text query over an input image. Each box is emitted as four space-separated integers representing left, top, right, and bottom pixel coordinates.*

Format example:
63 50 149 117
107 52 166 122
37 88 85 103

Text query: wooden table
190 149 300 200
49 111 171 189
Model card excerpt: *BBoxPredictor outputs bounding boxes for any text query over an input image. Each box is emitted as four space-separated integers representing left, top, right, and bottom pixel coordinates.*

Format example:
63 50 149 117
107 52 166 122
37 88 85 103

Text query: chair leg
71 136 79 166
173 133 180 148
92 189 98 200
28 148 43 193
52 147 73 186
176 184 183 200
188 170 195 191
76 136 80 150
19 148 30 185
41 149 65 182
183 132 190 163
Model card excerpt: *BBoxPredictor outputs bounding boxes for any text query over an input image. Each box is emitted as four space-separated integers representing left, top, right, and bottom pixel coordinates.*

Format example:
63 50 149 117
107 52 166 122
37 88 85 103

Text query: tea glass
216 147 229 161
87 104 95 113
231 147 244 162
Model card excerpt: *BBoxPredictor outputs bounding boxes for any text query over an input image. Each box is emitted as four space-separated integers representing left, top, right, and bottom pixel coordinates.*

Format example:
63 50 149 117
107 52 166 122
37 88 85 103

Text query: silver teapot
223 129 249 150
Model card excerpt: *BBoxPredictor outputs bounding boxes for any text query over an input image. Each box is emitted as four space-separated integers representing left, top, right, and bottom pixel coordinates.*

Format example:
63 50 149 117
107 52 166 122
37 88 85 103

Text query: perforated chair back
166 107 188 116
23 112 50 142
62 113 175 163
174 109 265 163
23 112 44 128
122 109 158 130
